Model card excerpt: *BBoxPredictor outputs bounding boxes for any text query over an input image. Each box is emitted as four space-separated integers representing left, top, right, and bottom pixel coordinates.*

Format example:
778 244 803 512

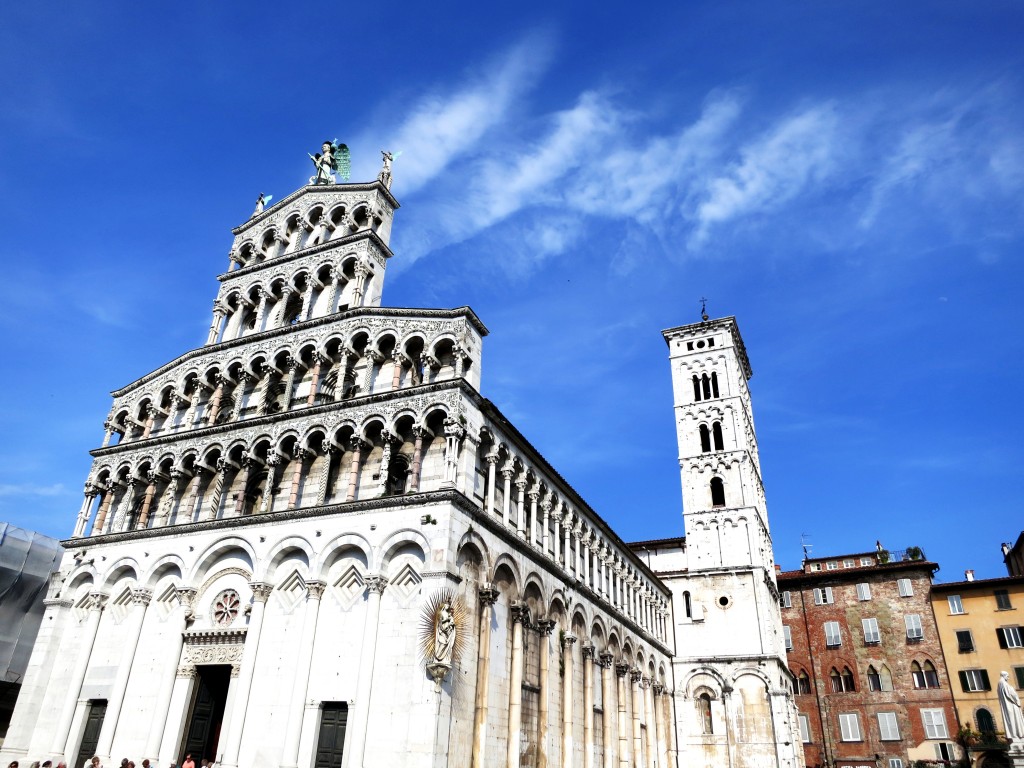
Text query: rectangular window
947 594 964 614
843 558 855 568
827 561 838 570
959 669 991 692
935 742 954 760
814 587 834 605
825 621 842 647
956 629 975 652
811 563 822 571
861 557 874 566
862 617 881 644
996 589 1013 610
798 713 811 743
878 712 900 741
781 590 792 608
1013 667 1024 689
784 625 793 650
905 614 923 640
897 578 913 597
856 582 872 601
838 713 862 741
922 709 948 739
998 626 1024 649
889 759 904 768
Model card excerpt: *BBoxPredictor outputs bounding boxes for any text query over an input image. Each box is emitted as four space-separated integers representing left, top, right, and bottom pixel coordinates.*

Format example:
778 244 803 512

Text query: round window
212 589 241 626
718 595 731 608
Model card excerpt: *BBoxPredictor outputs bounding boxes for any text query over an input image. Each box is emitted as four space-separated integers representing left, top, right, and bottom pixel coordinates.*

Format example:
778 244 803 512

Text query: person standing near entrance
181 754 194 768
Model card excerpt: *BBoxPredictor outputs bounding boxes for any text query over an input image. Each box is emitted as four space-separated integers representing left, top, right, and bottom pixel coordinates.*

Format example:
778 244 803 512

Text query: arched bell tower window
710 477 726 508
699 424 711 453
712 421 724 450
683 590 692 618
697 693 713 734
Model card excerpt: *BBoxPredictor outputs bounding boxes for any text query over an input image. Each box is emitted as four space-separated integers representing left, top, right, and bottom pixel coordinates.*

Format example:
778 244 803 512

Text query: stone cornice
93 378 474 458
217 229 393 283
184 628 249 645
232 180 400 235
108 306 489 397
661 315 753 380
61 488 478 550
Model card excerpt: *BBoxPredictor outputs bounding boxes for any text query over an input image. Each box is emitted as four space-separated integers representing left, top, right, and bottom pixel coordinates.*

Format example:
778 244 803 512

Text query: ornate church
0 145 803 768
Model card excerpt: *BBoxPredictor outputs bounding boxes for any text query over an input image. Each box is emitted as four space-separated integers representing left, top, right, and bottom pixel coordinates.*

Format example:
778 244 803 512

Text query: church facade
0 151 802 768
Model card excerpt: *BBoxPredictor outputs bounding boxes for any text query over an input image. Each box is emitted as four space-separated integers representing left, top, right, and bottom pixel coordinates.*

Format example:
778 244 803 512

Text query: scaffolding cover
0 523 62 682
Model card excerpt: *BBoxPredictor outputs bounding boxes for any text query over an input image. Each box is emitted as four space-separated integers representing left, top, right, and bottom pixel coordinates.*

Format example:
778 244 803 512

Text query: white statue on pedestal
999 671 1024 742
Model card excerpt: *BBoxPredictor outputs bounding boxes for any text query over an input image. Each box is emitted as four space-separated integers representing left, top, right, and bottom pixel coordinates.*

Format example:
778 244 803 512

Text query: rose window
212 589 241 626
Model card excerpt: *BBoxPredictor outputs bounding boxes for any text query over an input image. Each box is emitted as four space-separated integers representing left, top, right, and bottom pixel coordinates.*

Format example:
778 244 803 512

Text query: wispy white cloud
0 482 68 499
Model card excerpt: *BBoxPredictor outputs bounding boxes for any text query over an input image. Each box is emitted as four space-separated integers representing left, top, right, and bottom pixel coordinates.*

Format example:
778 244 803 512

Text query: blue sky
0 2 1021 580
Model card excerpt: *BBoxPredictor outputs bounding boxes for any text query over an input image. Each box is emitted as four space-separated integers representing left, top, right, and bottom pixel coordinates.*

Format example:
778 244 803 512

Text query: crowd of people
8 754 214 768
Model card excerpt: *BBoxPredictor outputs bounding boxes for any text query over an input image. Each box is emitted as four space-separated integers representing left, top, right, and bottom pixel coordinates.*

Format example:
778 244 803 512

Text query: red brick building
778 547 962 768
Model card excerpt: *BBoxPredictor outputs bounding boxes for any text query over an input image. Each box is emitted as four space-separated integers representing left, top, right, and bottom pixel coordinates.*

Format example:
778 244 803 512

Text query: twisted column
203 375 226 424
282 357 301 411
232 372 253 420
112 478 137 532
317 443 336 505
135 472 158 530
362 350 383 394
204 459 229 521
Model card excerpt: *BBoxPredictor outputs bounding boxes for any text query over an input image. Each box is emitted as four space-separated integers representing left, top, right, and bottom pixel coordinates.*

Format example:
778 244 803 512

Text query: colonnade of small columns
477 439 670 644
469 590 673 768
103 334 473 448
76 412 467 538
228 200 384 273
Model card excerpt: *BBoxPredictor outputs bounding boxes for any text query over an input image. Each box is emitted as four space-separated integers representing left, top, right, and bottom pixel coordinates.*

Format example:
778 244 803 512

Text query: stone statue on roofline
308 139 350 185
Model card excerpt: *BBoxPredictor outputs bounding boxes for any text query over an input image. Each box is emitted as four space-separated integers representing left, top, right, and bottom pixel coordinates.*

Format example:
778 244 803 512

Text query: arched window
879 664 894 692
797 670 812 694
711 371 720 398
697 693 713 734
712 421 724 450
867 665 881 691
842 667 856 692
911 661 925 689
830 668 843 693
710 477 726 507
699 424 712 453
923 661 939 688
701 374 712 400
977 707 996 734
692 375 702 402
683 591 692 619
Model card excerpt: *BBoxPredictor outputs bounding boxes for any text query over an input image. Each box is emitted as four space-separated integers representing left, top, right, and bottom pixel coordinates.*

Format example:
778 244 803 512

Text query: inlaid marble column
259 453 281 514
362 350 383 394
112 478 136 532
148 587 195 761
351 262 370 307
181 467 205 523
219 582 273 768
538 620 555 768
583 644 596 768
324 267 341 313
484 452 499 517
251 288 269 332
281 581 326 768
73 482 98 538
282 357 302 411
348 575 388 768
53 592 106 756
204 460 229 521
514 476 527 538
273 286 294 327
345 438 367 501
206 303 226 345
95 588 152 760
377 435 396 496
562 633 578 768
257 363 276 415
630 670 643 766
442 419 465 489
299 277 317 321
408 427 427 492
233 457 253 516
471 586 499 768
306 352 323 405
135 471 159 529
288 448 309 509
599 653 615 768
317 443 336 505
506 602 528 768
615 663 630 768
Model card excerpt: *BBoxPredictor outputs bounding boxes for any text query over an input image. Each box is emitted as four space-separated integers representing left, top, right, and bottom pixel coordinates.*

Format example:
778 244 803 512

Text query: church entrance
181 665 231 763
74 699 107 768
313 703 348 768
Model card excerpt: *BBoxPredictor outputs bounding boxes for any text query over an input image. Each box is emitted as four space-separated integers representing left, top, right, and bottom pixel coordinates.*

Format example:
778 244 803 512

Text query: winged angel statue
308 139 351 184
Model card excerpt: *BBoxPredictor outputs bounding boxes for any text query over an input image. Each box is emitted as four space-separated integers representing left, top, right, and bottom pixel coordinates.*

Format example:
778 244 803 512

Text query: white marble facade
0 170 801 768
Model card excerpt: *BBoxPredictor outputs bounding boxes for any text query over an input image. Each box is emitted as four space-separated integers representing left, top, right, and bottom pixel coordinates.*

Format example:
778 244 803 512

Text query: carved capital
652 682 665 696
131 588 153 606
562 632 578 649
537 619 556 636
249 581 273 602
615 662 630 678
306 580 327 600
485 451 500 466
365 574 388 595
582 643 595 660
598 651 614 669
478 586 499 606
630 669 643 683
176 665 197 679
510 600 530 625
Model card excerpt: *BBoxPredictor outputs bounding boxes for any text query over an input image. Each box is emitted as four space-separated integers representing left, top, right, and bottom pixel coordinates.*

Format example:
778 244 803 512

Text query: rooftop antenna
700 297 709 322
800 533 813 563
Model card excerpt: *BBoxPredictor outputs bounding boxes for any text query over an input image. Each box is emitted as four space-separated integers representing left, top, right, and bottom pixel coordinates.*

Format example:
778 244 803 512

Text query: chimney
965 569 975 582
775 564 782 573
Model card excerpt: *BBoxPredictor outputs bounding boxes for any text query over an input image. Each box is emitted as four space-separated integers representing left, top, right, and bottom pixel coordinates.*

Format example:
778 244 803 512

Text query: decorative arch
188 536 258 583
